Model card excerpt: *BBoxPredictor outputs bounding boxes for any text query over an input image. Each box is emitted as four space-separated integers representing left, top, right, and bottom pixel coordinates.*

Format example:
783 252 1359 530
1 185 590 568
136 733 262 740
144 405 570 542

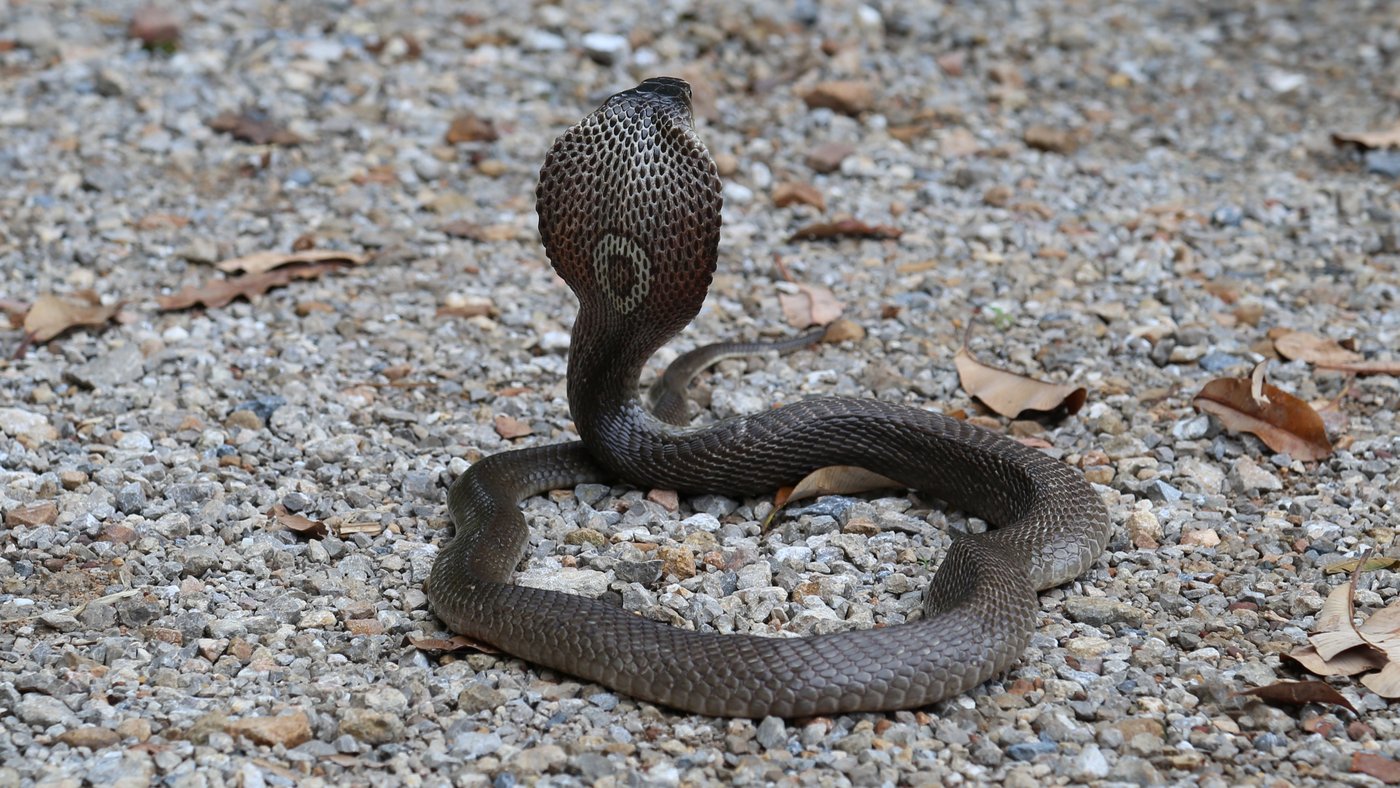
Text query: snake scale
428 77 1112 718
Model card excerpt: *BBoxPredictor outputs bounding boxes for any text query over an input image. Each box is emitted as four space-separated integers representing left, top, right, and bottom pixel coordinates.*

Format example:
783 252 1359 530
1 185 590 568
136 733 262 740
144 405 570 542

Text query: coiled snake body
429 78 1112 718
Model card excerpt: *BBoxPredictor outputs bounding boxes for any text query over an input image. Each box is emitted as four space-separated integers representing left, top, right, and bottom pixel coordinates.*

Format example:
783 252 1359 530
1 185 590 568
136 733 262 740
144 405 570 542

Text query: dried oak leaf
1235 680 1357 714
1332 123 1400 150
24 293 121 343
407 633 500 655
269 504 328 539
157 262 346 311
767 466 902 529
445 112 498 144
778 283 844 329
1353 753 1400 785
1286 558 1400 697
1191 362 1332 461
773 182 826 211
789 218 901 242
1272 328 1400 375
216 249 368 275
955 338 1086 421
208 110 302 146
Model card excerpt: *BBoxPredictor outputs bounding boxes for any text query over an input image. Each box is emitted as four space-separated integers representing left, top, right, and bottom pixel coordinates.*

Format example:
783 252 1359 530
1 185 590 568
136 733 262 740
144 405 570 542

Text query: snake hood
537 77 723 372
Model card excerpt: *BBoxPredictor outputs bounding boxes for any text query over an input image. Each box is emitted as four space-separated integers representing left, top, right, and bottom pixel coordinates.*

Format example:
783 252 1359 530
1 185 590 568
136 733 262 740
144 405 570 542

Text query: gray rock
756 716 786 750
518 567 609 597
1229 456 1283 493
1064 597 1147 627
447 723 502 759
581 32 629 65
115 483 146 514
1072 744 1110 780
614 559 663 585
17 693 78 727
65 344 144 389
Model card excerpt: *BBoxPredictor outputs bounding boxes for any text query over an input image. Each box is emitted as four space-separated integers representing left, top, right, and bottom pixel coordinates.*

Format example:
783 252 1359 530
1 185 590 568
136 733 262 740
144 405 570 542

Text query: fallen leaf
215 249 368 275
1024 124 1080 154
1311 377 1353 438
778 283 844 329
1353 753 1400 785
208 110 302 146
954 337 1086 421
1287 556 1400 697
1332 123 1400 150
789 218 901 242
1191 362 1332 461
23 294 121 343
1235 680 1358 714
1326 555 1400 575
445 112 498 144
269 504 328 539
800 80 875 115
407 633 500 655
493 414 532 439
776 466 902 510
1272 328 1361 366
766 465 903 529
773 182 826 211
157 262 347 311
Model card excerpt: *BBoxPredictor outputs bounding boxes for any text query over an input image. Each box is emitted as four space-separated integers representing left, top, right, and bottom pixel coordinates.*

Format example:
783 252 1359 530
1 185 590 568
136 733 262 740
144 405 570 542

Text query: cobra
427 77 1111 717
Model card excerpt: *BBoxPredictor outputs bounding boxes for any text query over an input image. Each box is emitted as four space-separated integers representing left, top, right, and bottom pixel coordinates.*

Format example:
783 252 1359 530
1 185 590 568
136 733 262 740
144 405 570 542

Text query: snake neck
566 309 666 457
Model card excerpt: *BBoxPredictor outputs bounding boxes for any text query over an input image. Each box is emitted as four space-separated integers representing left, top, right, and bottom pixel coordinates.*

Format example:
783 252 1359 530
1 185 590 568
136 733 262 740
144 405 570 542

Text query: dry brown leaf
1191 362 1332 461
269 504 328 539
445 112 499 144
778 466 902 510
766 466 903 529
1353 753 1400 785
1326 555 1400 575
773 182 826 211
407 633 500 655
1332 123 1400 150
1235 680 1358 714
1272 328 1362 366
157 262 346 311
216 249 368 275
1273 328 1400 374
493 414 532 439
1287 558 1400 697
778 283 844 329
208 110 302 146
1311 377 1353 438
789 218 901 242
955 344 1086 421
23 294 121 344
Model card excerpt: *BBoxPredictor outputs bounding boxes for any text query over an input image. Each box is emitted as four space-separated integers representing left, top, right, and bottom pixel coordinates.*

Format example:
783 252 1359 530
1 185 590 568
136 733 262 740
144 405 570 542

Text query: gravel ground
3 0 1399 785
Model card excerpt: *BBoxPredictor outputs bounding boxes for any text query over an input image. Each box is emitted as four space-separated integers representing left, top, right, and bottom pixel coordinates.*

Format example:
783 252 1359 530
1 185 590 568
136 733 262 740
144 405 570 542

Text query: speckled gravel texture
2 1 1399 786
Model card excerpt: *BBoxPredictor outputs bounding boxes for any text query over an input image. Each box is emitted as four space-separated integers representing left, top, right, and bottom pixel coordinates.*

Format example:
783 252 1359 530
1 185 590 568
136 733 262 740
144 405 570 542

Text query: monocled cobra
428 77 1112 718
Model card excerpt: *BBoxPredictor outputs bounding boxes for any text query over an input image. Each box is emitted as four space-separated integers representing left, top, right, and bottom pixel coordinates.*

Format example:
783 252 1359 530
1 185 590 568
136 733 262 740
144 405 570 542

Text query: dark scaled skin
428 77 1112 718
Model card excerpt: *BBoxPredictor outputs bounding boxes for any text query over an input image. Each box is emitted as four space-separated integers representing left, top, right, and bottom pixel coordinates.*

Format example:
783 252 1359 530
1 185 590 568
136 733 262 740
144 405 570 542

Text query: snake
428 77 1112 718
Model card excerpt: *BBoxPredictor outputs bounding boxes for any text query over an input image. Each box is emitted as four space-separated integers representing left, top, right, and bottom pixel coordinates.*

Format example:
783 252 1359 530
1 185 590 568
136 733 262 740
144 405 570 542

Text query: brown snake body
428 78 1112 718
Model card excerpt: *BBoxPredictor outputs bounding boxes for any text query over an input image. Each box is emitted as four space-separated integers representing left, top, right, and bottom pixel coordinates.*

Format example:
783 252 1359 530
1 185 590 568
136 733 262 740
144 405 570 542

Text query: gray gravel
3 0 1400 786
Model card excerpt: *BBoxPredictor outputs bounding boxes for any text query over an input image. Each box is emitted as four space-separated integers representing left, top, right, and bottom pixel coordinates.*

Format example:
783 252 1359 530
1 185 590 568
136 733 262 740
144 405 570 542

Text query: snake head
538 77 723 362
